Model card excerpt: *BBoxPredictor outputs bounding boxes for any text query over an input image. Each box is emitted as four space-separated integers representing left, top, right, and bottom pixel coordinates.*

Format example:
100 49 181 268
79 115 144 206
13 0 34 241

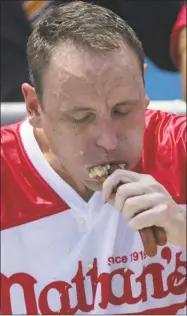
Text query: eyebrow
70 107 93 112
114 99 138 107
62 99 138 113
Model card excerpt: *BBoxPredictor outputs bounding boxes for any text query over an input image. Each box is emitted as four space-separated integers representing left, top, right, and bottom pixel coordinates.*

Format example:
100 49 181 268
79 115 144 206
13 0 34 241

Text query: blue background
145 58 181 100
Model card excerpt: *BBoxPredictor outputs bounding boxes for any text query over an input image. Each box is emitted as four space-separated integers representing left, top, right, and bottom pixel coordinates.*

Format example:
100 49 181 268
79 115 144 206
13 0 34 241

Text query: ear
21 83 43 128
143 63 150 108
145 95 150 109
144 63 147 74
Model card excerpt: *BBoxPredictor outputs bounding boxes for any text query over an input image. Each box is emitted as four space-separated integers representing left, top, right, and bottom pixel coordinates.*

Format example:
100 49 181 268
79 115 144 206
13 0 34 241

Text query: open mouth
89 163 125 182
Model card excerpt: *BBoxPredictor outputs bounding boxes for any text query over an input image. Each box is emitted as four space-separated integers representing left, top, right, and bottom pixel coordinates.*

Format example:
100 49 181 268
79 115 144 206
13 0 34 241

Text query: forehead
42 42 143 108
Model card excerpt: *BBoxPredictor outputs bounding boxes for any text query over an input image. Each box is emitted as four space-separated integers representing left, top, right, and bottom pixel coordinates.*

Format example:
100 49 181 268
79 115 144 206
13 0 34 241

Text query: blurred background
145 57 181 100
1 1 186 104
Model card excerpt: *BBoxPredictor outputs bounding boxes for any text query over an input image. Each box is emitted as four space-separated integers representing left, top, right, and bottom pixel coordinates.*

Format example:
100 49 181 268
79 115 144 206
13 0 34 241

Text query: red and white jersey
1 109 186 315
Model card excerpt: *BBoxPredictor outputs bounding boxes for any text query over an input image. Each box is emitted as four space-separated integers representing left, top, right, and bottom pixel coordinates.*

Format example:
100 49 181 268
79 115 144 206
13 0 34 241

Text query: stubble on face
37 42 147 198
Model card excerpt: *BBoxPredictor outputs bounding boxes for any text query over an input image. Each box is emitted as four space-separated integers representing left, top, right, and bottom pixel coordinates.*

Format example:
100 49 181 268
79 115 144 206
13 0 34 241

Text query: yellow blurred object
22 0 53 28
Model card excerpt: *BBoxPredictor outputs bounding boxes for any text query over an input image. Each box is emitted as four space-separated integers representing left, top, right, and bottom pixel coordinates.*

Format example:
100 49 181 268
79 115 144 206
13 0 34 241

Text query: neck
33 128 94 201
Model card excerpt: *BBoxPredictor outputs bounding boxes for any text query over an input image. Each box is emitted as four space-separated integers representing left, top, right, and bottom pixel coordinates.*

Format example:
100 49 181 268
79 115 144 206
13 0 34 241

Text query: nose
95 120 118 152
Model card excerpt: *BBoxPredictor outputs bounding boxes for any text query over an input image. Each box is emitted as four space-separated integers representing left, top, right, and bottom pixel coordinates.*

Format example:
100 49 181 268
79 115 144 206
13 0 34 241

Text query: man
1 2 186 314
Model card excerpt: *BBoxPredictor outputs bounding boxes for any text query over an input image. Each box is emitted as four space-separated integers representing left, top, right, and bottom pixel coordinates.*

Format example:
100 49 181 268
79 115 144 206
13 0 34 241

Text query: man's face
25 43 149 191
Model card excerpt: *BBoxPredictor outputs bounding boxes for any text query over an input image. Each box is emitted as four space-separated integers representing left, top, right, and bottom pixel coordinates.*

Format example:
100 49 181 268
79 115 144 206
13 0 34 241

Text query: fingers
114 183 146 213
103 175 167 221
102 169 169 256
102 169 141 202
128 203 168 231
121 192 166 220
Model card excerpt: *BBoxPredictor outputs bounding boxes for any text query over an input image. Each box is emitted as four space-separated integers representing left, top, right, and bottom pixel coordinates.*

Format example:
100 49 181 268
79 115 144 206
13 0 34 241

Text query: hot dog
89 164 167 256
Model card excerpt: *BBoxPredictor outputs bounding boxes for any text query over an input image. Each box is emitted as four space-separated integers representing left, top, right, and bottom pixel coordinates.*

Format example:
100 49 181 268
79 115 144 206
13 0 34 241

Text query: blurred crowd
1 1 186 102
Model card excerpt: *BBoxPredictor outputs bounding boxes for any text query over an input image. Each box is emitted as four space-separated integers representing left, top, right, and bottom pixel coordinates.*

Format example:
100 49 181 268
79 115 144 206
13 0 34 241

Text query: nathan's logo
1 247 186 314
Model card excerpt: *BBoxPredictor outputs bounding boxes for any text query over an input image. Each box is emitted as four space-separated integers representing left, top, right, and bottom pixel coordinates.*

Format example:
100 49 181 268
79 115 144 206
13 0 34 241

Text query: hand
102 169 186 252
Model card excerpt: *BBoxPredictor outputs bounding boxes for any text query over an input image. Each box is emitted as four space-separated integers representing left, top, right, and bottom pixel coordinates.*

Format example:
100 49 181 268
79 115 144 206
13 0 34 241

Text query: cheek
126 115 144 146
123 128 144 151
118 111 145 139
133 114 146 130
45 125 90 162
118 114 144 158
121 128 143 170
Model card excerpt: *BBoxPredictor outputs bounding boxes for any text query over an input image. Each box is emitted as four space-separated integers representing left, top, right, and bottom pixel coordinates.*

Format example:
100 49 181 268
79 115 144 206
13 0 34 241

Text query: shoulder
145 109 186 139
143 109 186 203
144 109 186 157
1 121 23 156
1 121 68 231
1 121 24 164
1 121 22 139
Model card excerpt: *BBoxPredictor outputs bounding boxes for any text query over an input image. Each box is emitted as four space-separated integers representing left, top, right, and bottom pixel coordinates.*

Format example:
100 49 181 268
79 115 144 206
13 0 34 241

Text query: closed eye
71 114 93 124
113 109 130 116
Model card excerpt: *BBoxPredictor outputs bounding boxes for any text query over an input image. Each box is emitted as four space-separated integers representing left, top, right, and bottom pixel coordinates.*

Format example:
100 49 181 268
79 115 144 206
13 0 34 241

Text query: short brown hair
27 1 145 102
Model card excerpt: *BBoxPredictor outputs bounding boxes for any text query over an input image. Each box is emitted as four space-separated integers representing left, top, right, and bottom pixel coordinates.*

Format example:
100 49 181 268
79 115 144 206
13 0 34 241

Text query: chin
84 180 102 192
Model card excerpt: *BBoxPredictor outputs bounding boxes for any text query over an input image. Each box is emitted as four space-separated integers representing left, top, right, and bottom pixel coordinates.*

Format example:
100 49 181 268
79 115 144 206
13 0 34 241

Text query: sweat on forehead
42 42 143 105
27 1 145 103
